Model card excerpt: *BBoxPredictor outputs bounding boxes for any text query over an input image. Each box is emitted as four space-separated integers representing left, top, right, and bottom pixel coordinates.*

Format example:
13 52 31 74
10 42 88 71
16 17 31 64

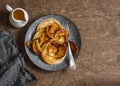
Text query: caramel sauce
13 10 25 21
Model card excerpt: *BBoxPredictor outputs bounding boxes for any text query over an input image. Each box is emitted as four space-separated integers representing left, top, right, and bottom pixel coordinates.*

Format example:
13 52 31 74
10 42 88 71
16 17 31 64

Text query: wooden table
1 0 120 86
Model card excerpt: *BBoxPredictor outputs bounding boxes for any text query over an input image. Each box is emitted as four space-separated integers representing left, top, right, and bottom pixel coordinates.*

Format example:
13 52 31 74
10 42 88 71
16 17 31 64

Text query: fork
62 22 76 70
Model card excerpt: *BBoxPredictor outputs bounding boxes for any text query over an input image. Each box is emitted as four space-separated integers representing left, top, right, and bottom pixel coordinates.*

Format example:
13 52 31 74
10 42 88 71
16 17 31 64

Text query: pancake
26 18 69 65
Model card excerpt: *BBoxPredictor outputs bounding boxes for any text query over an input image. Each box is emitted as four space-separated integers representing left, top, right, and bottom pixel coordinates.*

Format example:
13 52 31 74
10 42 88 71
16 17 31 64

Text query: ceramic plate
25 14 81 71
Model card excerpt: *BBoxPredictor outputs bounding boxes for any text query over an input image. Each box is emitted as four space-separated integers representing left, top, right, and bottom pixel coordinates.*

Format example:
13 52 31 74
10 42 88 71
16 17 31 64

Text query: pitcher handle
6 5 13 12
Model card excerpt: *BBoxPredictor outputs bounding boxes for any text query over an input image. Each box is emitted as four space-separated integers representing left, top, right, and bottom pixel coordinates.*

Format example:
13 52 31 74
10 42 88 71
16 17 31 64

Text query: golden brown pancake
26 18 69 65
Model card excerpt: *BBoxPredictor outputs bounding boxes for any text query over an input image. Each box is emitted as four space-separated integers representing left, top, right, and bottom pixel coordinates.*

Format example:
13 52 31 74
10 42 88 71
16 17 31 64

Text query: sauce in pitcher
13 10 25 21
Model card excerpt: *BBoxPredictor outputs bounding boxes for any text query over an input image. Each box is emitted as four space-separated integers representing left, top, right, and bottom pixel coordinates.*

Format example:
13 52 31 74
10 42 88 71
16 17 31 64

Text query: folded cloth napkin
0 30 36 86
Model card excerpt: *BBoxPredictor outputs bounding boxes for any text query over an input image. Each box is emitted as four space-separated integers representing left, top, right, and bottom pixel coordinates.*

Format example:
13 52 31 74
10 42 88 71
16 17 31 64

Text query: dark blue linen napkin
0 30 36 86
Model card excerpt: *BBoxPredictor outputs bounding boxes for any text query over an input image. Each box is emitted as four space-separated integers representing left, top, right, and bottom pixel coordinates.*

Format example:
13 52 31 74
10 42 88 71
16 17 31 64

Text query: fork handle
68 42 76 70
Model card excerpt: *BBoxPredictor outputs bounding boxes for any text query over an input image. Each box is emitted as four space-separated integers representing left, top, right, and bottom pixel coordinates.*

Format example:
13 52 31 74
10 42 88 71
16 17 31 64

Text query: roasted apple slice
69 41 78 55
46 25 61 38
33 27 46 40
26 41 32 48
53 30 69 44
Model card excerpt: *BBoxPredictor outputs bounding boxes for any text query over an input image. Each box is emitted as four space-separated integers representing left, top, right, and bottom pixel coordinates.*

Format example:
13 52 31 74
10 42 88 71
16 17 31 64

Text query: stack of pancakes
26 18 69 65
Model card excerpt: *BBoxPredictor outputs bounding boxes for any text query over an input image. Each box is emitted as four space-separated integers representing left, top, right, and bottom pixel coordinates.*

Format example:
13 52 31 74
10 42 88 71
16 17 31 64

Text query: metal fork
62 22 76 70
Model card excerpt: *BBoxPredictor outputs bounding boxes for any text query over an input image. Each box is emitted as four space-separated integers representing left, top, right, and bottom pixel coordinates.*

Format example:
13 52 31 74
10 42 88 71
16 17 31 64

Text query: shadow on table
0 11 13 28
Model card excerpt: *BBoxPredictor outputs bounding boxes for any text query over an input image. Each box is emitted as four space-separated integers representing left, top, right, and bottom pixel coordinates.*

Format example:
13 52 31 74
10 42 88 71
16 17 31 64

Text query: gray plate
25 14 81 71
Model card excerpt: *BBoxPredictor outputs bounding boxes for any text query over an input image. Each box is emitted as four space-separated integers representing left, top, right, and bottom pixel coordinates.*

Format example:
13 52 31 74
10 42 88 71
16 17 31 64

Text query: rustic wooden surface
1 0 120 86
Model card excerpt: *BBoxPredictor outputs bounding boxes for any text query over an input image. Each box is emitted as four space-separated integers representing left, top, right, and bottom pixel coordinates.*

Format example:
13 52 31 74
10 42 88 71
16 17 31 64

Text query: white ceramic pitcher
6 5 29 28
